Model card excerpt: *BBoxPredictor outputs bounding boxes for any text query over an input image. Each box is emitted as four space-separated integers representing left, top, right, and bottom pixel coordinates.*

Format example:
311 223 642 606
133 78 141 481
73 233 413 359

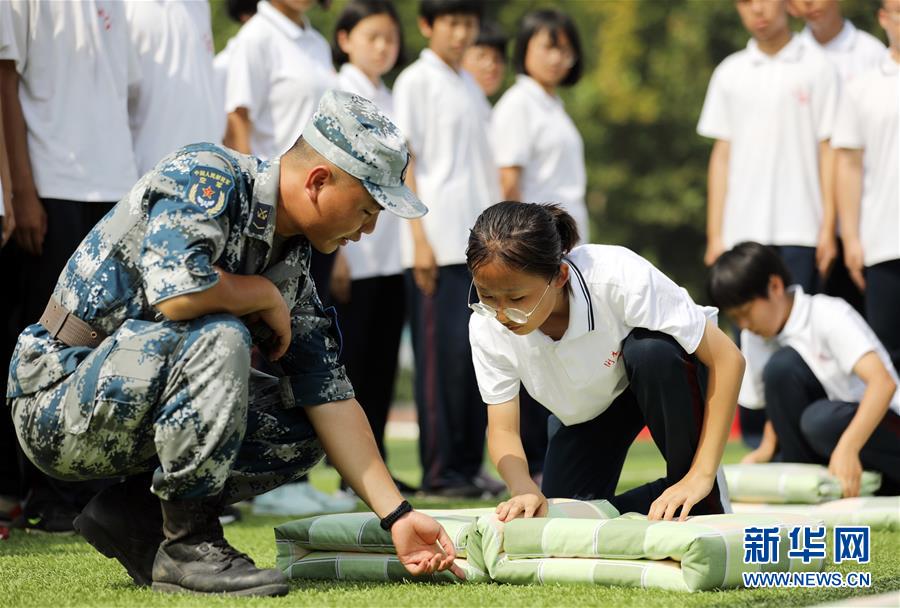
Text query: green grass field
2 439 898 608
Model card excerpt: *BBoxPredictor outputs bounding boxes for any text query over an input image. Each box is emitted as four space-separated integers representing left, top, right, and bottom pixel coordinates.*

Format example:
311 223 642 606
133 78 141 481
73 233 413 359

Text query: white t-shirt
126 0 222 175
801 20 886 84
224 1 336 160
213 37 238 142
336 63 402 279
739 287 900 416
393 49 501 267
832 53 899 267
491 75 589 244
697 35 840 249
470 245 717 426
0 0 140 202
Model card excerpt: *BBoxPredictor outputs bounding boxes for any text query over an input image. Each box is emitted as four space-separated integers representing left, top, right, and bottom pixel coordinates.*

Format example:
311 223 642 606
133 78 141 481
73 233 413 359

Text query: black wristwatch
380 500 413 530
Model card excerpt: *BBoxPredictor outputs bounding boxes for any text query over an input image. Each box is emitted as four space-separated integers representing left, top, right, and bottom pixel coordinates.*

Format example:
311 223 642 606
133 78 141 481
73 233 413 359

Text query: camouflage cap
302 90 427 219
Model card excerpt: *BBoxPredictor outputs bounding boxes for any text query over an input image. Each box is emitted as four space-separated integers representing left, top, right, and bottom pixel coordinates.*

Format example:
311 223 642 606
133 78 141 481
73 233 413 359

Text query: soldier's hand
12 190 46 255
391 511 464 580
258 285 291 361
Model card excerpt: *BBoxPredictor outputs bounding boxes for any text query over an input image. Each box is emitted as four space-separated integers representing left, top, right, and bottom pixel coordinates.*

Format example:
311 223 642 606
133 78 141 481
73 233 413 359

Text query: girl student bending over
467 202 745 521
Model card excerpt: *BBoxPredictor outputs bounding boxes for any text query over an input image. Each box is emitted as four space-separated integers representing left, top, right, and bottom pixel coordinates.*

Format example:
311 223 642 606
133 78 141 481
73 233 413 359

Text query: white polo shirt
491 75 589 244
336 63 402 279
801 20 886 83
0 0 140 202
697 35 839 249
225 0 336 160
832 53 899 268
393 49 501 267
470 245 717 426
738 287 900 416
213 37 238 141
126 0 222 175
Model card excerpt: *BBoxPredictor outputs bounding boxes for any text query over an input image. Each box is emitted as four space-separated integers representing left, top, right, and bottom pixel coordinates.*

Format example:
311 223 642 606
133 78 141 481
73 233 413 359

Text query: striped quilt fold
275 499 827 591
731 496 900 530
723 463 882 503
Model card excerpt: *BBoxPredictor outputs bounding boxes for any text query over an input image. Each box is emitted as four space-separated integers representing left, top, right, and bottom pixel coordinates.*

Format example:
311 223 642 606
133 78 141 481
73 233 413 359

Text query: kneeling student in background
709 241 900 497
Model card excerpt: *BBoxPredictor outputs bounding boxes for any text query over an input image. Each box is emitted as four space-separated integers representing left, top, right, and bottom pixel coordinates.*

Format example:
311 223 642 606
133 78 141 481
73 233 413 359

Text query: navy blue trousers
335 274 405 459
541 329 728 516
866 259 900 371
405 265 486 490
763 346 900 494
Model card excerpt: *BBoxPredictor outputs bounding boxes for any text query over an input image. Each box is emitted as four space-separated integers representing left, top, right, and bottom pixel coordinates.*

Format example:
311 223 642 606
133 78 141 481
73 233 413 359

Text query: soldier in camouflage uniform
6 91 463 596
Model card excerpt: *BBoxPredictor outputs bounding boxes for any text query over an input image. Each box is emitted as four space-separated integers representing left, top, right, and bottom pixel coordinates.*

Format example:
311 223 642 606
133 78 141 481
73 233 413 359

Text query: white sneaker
252 483 324 516
302 484 358 513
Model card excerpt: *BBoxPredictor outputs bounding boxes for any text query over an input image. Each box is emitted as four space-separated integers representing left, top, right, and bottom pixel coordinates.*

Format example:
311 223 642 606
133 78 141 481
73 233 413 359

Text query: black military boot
73 473 164 586
151 496 288 596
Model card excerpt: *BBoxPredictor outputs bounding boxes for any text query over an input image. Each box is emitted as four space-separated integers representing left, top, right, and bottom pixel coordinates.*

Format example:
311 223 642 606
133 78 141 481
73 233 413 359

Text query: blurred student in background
214 0 259 140
225 0 335 159
393 0 503 498
491 9 588 243
698 0 839 292
697 0 840 449
462 20 508 98
833 0 900 369
126 0 222 175
329 0 415 493
789 0 886 314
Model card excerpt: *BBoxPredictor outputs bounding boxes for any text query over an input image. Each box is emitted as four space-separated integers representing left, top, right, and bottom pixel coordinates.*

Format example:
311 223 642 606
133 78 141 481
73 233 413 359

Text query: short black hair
473 20 508 56
332 0 405 68
227 0 259 23
467 202 579 281
419 0 484 26
513 9 583 87
707 242 793 310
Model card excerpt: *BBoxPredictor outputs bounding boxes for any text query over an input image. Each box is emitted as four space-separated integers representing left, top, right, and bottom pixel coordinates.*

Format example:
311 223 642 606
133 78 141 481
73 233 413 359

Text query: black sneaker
218 505 242 526
391 477 419 497
24 504 78 535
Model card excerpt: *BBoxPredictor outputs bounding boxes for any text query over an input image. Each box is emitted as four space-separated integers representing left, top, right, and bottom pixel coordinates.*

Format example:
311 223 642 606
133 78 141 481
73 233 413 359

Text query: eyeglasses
467 280 552 325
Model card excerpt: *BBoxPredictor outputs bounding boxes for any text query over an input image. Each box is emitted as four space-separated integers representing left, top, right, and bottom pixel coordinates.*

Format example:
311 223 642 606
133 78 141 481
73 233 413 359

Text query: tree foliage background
211 0 885 301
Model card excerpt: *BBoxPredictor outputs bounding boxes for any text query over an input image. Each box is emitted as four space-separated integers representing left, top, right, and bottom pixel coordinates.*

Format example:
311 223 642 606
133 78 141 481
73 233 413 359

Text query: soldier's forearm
155 269 282 322
306 398 405 518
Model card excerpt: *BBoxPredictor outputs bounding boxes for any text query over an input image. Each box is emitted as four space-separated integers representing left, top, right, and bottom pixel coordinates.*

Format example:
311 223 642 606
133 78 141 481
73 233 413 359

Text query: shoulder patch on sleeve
185 165 234 217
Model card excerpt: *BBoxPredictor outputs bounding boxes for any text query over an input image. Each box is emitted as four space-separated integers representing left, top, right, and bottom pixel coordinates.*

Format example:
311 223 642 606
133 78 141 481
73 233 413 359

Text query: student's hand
257 284 292 361
1 204 14 247
330 250 351 305
843 238 866 291
740 446 774 464
412 239 439 297
495 492 548 523
11 190 46 255
648 471 715 521
704 238 725 267
815 231 837 279
829 445 863 498
391 511 465 580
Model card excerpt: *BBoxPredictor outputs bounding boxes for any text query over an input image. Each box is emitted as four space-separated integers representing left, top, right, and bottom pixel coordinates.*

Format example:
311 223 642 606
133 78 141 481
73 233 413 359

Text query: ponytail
545 203 579 255
466 201 580 280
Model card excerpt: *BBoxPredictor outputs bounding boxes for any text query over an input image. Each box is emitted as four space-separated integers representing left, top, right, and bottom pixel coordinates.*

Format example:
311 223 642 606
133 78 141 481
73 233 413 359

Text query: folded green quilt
275 499 824 591
731 496 900 530
723 463 882 504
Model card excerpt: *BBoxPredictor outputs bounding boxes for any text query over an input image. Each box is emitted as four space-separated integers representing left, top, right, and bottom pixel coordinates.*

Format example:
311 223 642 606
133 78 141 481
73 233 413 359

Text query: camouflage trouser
10 314 324 502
